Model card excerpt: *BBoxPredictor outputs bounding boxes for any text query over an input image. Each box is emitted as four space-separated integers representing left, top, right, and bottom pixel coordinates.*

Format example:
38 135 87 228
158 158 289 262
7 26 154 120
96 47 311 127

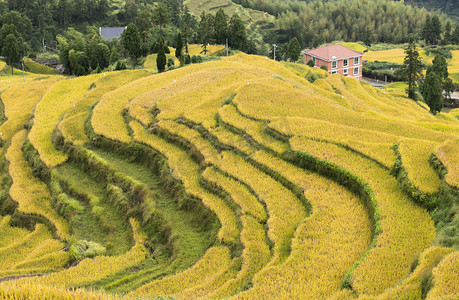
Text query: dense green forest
407 0 459 21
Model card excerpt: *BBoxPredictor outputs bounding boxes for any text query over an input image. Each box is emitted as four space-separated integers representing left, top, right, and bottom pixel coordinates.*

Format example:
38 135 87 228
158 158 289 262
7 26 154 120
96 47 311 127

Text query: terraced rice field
0 53 457 299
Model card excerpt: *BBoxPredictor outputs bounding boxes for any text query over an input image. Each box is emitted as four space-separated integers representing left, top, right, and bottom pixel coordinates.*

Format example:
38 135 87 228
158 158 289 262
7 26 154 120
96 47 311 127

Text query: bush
191 55 202 63
307 59 315 67
320 65 328 71
184 54 191 65
115 61 127 71
69 239 106 262
167 57 175 68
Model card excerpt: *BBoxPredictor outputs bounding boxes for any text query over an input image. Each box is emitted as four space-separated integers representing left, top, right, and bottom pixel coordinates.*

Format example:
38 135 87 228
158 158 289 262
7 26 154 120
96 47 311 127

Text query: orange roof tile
303 44 363 61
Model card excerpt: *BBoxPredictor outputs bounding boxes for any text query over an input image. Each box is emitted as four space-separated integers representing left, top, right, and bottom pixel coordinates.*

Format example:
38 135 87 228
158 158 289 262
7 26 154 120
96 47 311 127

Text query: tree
432 54 454 101
197 12 214 55
422 16 433 44
442 21 452 45
288 37 301 62
180 6 195 54
421 66 443 114
214 8 228 45
153 3 170 37
452 25 459 45
395 39 424 99
136 9 153 44
430 15 442 45
175 32 183 59
122 23 141 69
156 36 166 72
228 13 247 51
432 54 448 81
2 33 21 75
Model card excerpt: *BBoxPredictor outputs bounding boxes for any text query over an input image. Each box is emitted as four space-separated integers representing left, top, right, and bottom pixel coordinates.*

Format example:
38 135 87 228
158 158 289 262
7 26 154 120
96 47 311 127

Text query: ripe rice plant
217 150 307 264
131 246 232 298
0 52 457 299
205 215 271 299
359 246 452 299
6 130 70 240
29 75 101 167
202 167 267 223
14 219 147 288
0 216 30 247
290 137 435 295
435 139 459 188
427 251 459 299
157 120 220 165
0 77 61 141
59 70 149 146
398 139 442 194
241 150 372 298
0 223 67 274
218 105 288 153
131 121 240 244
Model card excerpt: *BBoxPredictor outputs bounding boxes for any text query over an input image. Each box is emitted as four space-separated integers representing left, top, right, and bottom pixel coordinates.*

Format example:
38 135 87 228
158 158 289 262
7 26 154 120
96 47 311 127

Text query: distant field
24 58 61 75
364 46 459 82
337 42 367 53
184 0 275 32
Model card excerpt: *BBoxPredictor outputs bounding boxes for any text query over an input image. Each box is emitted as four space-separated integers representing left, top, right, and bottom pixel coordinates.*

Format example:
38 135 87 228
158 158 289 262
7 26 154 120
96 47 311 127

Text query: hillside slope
0 54 457 299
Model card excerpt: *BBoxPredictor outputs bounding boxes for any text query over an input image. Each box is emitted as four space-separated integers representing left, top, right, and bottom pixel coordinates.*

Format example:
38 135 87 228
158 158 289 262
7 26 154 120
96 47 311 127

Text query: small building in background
99 27 127 40
302 44 364 80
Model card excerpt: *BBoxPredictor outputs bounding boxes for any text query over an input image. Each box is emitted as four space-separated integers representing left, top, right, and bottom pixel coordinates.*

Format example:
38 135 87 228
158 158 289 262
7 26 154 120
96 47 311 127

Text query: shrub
69 239 107 262
307 59 314 67
167 57 175 68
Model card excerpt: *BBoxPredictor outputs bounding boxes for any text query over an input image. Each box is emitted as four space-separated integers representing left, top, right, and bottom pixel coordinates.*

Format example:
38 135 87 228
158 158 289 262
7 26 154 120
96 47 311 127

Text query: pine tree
288 37 301 62
430 15 442 45
214 8 228 45
229 13 247 51
421 66 443 114
181 7 194 54
422 16 433 44
156 36 166 72
175 32 183 59
122 23 141 69
153 3 170 37
432 54 448 81
197 12 214 55
452 25 459 45
443 21 452 45
432 54 454 101
395 39 424 100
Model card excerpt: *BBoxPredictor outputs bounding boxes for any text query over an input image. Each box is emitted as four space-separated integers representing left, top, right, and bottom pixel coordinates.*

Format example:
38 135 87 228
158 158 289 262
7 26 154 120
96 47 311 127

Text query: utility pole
272 44 277 61
385 75 387 94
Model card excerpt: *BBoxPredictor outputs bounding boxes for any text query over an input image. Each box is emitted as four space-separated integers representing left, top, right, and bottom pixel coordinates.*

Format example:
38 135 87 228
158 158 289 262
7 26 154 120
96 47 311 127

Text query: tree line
233 0 458 48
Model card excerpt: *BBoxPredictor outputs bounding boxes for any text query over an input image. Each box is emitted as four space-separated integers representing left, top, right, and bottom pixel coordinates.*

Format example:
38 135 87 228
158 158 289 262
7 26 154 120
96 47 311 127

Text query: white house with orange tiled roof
302 44 364 80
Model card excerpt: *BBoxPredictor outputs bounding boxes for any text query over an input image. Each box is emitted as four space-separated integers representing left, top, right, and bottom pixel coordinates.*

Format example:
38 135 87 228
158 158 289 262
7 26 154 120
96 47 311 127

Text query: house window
343 68 348 75
312 57 316 66
354 67 359 75
332 60 337 69
354 57 359 65
331 70 337 74
343 59 348 67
